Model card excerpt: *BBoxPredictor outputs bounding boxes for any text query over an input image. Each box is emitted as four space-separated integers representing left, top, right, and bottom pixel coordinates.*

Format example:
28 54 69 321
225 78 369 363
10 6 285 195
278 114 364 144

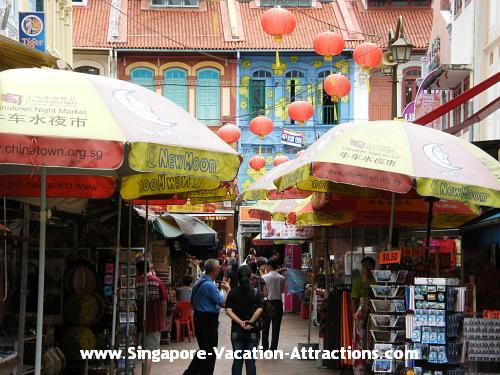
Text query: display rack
117 260 137 375
405 278 465 375
370 270 408 374
463 318 500 374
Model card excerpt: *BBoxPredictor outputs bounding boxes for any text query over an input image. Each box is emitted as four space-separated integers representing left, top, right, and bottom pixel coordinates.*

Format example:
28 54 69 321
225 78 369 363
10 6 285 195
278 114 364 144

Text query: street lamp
390 35 413 64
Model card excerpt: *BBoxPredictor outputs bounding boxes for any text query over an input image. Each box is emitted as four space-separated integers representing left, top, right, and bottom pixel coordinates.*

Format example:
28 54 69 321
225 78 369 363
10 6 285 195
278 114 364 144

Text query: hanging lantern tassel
333 96 338 122
275 50 281 69
364 67 371 93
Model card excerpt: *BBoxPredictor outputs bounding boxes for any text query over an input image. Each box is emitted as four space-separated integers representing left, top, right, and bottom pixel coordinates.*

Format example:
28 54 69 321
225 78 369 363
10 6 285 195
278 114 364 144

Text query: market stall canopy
0 68 241 200
273 121 500 208
242 161 311 201
284 193 478 228
0 35 59 71
153 213 218 248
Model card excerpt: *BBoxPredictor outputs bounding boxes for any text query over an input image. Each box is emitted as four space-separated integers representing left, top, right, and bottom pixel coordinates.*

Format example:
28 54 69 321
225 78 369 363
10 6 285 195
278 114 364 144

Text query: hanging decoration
249 155 266 171
217 123 241 144
261 7 296 72
313 31 345 62
273 155 289 166
353 42 383 91
249 116 274 140
353 42 383 69
324 74 351 121
287 100 314 125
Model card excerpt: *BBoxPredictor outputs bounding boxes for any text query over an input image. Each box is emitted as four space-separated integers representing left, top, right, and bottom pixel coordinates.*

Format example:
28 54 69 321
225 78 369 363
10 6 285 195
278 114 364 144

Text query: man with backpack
183 259 230 375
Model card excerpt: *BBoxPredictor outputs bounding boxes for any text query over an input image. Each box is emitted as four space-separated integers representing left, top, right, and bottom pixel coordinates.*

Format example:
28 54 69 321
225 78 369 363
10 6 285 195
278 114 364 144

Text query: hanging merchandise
217 123 241 144
249 155 266 171
260 7 296 71
313 31 345 62
287 100 314 125
273 155 289 167
249 116 274 139
323 74 350 121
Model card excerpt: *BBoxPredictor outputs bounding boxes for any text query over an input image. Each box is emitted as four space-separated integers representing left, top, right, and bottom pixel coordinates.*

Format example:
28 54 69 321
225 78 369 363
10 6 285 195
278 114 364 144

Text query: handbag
262 299 276 319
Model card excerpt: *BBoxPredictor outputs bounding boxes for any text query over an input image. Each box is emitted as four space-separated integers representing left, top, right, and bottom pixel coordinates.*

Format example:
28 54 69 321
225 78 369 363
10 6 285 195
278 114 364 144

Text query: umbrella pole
125 204 132 375
110 197 122 372
387 193 396 250
424 198 437 276
34 166 47 375
142 202 149 375
17 203 30 375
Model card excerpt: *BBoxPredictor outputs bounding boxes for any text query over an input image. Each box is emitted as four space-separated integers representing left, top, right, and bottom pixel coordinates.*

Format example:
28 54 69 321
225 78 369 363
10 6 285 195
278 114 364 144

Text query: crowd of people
136 248 287 375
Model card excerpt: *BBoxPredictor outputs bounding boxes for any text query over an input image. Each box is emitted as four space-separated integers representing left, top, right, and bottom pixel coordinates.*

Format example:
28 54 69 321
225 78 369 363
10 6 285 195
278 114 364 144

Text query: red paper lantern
313 31 345 61
249 155 266 171
353 42 383 69
261 7 296 42
217 123 241 144
287 101 314 125
249 116 274 139
273 155 289 166
324 74 351 99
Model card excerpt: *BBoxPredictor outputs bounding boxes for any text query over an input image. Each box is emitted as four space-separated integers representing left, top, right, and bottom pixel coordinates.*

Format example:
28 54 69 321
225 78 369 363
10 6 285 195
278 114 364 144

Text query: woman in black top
226 261 239 290
225 265 264 375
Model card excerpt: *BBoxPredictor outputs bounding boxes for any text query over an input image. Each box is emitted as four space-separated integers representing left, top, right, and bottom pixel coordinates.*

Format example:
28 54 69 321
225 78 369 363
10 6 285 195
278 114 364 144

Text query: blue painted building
237 52 355 193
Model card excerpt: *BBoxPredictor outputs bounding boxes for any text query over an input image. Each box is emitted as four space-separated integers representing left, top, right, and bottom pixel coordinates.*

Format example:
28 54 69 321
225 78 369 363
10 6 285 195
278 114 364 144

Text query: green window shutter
196 69 220 125
130 68 155 91
163 68 188 111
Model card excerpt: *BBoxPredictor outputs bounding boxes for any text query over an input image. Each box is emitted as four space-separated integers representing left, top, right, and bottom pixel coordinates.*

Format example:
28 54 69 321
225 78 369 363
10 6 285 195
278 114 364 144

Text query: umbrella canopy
282 194 478 228
154 213 218 248
273 121 500 208
0 68 241 200
242 160 311 201
248 199 303 222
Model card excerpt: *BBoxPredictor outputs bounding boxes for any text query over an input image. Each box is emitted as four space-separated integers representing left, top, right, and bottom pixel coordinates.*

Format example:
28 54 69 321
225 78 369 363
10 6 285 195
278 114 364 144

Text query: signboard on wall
18 12 45 52
281 128 303 148
260 220 314 240
415 92 441 128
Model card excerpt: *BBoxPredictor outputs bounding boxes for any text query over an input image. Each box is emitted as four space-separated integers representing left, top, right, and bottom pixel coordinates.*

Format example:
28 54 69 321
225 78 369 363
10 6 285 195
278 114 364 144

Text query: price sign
378 250 402 265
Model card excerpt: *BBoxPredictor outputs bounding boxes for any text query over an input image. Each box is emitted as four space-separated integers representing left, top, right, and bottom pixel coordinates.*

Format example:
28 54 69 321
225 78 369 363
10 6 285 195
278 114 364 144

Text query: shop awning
0 35 60 71
154 213 218 247
414 72 500 127
418 64 472 91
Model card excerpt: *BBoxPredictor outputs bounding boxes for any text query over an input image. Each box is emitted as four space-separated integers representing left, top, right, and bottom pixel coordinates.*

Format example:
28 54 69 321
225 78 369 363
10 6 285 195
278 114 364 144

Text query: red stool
173 301 195 342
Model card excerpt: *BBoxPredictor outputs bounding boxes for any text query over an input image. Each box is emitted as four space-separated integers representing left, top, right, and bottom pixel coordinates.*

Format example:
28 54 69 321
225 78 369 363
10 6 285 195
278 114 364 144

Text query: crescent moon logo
423 143 461 170
113 89 177 128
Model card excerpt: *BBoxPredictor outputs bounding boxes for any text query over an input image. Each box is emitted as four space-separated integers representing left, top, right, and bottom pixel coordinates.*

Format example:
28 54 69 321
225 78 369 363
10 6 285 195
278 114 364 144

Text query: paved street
151 313 333 374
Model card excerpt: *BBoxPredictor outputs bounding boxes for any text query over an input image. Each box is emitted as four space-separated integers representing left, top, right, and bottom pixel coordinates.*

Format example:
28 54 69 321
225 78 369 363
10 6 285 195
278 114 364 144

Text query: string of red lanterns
273 155 289 166
249 155 266 171
313 31 345 62
249 116 274 140
287 100 314 125
217 123 241 144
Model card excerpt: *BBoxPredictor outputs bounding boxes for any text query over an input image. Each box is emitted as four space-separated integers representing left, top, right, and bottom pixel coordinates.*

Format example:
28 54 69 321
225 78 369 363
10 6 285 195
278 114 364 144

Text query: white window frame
72 0 88 6
150 0 199 8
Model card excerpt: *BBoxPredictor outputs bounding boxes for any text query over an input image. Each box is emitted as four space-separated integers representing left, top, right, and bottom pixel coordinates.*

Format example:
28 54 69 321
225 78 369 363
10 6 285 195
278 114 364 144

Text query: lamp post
386 16 413 250
388 16 413 119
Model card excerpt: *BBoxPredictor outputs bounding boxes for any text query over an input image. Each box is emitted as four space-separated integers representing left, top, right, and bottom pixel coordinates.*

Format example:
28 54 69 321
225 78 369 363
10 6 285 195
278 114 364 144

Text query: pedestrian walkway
151 313 333 374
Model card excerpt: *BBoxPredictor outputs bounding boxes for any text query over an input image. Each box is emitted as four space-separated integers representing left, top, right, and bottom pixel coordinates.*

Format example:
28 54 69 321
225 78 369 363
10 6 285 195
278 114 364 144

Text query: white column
353 68 369 121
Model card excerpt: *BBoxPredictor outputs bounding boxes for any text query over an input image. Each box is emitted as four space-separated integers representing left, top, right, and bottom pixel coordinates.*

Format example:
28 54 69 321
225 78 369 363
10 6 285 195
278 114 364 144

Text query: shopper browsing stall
136 259 167 375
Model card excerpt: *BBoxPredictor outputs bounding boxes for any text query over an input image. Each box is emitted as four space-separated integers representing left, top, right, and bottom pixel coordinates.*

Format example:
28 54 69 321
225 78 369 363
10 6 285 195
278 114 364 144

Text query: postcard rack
405 278 465 375
370 270 409 374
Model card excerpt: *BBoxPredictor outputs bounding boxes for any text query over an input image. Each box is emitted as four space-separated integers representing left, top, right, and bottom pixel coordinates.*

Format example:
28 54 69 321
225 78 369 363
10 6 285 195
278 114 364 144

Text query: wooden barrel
62 326 96 361
65 266 97 294
64 292 104 326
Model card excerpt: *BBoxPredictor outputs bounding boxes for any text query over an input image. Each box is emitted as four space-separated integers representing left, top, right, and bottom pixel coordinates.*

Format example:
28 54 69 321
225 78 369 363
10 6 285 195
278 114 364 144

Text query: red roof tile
351 0 433 50
73 0 362 50
73 0 431 51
